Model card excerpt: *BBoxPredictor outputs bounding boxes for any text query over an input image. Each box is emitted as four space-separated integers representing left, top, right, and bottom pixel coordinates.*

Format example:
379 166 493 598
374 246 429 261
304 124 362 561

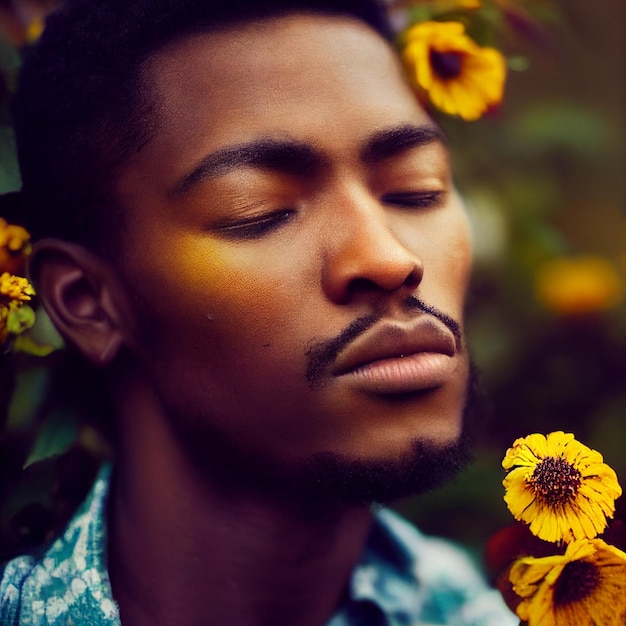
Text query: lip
332 316 459 394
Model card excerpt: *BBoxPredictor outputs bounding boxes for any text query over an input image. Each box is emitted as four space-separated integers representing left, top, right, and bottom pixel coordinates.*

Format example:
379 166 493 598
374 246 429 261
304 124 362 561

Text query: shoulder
1 555 38 624
0 464 120 625
354 508 518 626
375 508 486 588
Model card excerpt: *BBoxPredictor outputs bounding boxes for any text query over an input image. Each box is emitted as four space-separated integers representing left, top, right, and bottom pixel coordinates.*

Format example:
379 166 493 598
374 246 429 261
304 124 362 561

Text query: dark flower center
553 560 599 606
530 456 581 505
429 50 464 79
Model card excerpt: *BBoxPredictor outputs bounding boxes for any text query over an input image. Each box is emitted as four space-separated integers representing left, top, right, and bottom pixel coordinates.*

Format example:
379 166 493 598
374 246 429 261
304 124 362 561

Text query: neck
107 368 373 626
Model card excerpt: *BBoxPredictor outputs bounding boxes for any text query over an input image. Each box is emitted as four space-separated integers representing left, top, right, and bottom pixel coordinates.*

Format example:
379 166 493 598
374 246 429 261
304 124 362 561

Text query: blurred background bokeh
0 0 624 566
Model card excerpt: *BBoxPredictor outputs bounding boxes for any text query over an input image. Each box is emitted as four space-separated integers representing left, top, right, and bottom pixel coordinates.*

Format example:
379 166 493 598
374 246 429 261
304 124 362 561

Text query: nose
321 191 423 305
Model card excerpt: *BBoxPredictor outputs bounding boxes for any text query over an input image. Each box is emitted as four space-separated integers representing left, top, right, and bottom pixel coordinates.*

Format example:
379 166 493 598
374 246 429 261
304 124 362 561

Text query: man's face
113 14 473 501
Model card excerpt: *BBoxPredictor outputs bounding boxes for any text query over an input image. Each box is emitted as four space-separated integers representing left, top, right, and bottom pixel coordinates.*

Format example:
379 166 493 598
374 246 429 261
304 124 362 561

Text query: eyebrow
171 139 327 196
360 124 447 164
171 123 447 196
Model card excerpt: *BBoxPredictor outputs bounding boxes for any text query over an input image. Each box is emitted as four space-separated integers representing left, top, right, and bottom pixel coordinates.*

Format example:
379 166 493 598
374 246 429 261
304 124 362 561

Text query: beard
166 362 483 511
124 284 480 508
296 436 471 508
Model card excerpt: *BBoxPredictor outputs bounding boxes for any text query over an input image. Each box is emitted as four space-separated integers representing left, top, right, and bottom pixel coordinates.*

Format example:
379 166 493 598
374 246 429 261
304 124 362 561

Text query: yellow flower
26 18 44 43
402 20 506 121
535 255 624 316
0 306 9 344
510 538 626 626
0 272 36 344
502 432 622 543
0 272 35 304
0 218 32 275
424 0 482 10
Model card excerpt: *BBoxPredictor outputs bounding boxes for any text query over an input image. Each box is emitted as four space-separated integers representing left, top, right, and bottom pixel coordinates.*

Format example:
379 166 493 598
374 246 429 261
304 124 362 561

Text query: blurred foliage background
0 0 624 569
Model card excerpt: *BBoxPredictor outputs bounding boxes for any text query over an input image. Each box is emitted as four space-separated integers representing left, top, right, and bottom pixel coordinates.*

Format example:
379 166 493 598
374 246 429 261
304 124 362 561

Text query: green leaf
6 366 51 430
12 333 57 357
507 56 530 72
26 307 65 351
24 409 80 467
511 102 611 158
0 126 21 193
407 6 434 23
6 305 36 335
0 38 20 73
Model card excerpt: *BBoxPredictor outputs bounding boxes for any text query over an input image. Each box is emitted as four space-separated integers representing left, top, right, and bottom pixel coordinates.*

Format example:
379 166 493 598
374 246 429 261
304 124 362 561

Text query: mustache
305 296 463 387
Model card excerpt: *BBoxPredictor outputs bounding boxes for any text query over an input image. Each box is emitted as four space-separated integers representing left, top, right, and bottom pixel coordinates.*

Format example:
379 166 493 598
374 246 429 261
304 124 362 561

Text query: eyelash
381 191 444 209
215 191 443 240
216 209 295 239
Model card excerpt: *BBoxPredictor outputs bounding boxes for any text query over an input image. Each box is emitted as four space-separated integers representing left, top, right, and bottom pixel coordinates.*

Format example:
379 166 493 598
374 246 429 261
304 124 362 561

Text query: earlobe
30 239 127 366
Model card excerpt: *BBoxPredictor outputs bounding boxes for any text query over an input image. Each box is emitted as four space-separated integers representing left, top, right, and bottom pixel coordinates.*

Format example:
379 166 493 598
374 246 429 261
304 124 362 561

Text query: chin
173 366 482 509
292 434 472 508
289 363 483 507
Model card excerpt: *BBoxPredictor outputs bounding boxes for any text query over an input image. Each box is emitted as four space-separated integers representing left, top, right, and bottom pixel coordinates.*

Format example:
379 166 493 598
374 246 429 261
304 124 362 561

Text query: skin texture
32 13 473 626
113 14 472 471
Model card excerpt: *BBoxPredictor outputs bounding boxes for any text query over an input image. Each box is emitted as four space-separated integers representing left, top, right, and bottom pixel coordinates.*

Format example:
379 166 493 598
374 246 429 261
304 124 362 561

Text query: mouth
332 316 460 394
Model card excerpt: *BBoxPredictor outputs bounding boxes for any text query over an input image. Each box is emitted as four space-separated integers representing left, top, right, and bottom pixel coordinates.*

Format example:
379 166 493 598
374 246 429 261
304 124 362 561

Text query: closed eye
215 208 296 240
381 191 444 209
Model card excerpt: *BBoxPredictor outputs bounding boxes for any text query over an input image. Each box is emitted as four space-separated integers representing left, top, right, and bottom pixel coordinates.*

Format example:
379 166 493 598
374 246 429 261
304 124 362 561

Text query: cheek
432 221 472 317
399 206 472 317
442 212 473 291
126 233 314 354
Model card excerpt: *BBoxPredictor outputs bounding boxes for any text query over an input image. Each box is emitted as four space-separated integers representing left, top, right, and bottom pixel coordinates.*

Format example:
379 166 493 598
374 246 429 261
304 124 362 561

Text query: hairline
95 9 395 255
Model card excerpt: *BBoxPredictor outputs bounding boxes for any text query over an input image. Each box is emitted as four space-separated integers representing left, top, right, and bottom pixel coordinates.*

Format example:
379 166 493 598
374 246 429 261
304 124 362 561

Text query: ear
29 239 130 366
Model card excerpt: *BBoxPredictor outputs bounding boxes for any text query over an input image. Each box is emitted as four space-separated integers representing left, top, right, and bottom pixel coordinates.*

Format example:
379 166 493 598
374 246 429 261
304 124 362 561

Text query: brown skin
32 14 472 626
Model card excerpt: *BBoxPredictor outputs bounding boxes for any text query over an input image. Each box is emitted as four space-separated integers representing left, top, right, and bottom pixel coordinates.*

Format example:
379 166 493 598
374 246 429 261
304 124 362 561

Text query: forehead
118 14 435 199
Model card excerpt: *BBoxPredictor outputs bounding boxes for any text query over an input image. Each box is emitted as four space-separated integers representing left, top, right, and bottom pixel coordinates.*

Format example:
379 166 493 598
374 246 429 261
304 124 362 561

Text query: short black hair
13 0 391 248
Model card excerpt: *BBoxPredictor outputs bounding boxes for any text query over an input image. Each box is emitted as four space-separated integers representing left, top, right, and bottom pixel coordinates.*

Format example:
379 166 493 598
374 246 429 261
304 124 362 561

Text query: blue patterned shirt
1 466 517 625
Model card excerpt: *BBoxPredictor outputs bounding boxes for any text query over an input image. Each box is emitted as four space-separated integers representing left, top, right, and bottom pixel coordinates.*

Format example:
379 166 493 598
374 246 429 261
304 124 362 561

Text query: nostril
342 261 423 301
345 276 383 298
404 265 423 289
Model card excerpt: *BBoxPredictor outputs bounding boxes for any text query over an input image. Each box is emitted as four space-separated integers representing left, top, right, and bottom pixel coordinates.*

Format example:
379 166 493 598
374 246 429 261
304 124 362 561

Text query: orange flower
0 218 32 275
402 20 506 121
535 255 624 316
